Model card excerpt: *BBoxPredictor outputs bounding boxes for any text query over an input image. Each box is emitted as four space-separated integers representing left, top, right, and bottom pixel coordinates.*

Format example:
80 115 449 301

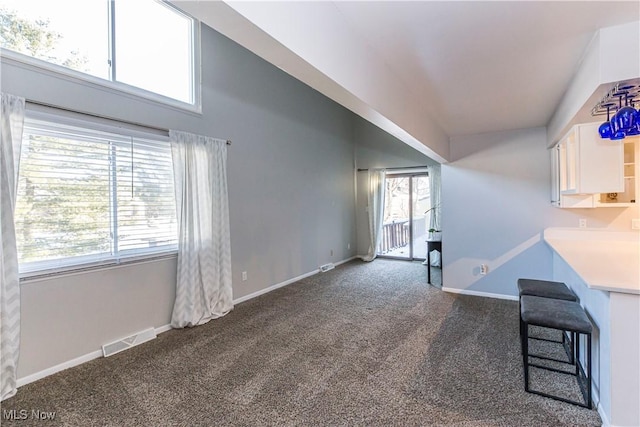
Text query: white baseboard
335 256 357 267
591 392 609 427
155 324 173 335
442 287 519 301
233 271 317 305
597 399 611 427
233 256 356 305
16 349 103 388
16 323 172 388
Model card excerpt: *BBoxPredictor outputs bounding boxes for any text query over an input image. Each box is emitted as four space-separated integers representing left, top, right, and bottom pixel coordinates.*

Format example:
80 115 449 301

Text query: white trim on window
19 251 178 283
0 27 202 115
16 111 179 279
25 108 170 143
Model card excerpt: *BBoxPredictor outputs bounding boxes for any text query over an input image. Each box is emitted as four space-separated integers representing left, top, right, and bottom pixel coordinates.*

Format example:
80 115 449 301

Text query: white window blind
15 118 178 275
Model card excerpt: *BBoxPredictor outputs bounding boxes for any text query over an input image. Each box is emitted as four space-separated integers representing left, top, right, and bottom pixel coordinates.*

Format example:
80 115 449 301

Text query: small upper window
0 0 197 105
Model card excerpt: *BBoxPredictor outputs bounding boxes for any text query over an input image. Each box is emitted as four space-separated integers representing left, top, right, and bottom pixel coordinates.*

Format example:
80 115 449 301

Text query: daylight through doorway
377 173 430 260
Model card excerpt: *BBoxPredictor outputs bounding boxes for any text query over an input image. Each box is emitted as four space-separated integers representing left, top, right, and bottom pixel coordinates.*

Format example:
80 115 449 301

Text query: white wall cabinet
595 139 637 206
559 122 623 194
551 123 633 209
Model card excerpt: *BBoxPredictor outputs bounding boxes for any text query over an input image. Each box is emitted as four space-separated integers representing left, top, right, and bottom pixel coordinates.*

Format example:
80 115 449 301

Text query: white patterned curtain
169 130 233 328
360 169 386 262
428 164 441 232
1 93 25 400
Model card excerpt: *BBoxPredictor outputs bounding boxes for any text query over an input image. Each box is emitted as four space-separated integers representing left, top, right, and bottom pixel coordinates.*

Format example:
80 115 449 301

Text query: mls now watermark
3 409 57 421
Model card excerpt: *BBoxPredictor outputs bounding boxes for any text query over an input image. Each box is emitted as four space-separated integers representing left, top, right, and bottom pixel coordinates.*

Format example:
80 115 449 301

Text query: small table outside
426 240 442 285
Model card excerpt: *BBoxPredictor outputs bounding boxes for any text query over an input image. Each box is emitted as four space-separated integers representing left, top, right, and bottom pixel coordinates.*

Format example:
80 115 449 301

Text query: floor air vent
320 263 335 273
102 327 157 357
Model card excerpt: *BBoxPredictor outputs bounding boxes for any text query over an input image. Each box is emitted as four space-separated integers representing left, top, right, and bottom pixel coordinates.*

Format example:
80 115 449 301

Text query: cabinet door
550 146 560 206
577 123 624 194
553 140 596 208
558 128 578 194
559 123 624 195
596 137 638 206
565 130 578 193
558 138 568 192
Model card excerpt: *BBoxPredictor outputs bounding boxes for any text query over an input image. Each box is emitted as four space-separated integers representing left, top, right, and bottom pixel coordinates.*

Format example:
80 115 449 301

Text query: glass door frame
377 171 429 261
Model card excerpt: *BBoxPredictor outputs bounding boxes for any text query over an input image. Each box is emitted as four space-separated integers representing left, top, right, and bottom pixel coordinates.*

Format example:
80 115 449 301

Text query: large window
15 115 178 275
0 0 197 105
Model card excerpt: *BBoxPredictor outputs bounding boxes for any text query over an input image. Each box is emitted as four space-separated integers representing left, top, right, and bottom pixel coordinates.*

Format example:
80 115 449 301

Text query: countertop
544 228 640 295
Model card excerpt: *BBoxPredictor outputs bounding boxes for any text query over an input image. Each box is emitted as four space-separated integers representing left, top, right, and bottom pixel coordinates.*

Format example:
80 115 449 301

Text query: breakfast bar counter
543 227 640 426
543 228 640 294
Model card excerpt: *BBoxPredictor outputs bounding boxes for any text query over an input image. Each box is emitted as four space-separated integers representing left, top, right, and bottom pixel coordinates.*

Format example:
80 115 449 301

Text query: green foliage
15 133 177 265
0 7 60 60
0 6 89 72
15 135 112 263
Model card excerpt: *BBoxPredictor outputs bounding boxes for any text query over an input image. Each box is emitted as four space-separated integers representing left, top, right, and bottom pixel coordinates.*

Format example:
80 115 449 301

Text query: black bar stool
520 295 593 408
518 278 578 362
518 278 577 301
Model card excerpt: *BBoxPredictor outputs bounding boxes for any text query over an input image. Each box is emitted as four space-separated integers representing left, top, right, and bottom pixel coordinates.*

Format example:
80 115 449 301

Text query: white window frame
17 109 179 280
0 2 201 113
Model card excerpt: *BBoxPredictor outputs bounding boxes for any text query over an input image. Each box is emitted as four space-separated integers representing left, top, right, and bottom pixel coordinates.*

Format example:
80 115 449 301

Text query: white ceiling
176 1 639 161
331 1 639 137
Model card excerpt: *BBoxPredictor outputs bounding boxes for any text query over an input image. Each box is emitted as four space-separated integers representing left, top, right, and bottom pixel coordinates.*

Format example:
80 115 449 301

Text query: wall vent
320 263 335 273
102 327 157 357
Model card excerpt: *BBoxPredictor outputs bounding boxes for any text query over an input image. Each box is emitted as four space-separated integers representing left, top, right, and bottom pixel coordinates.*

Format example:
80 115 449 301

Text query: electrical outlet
480 264 488 275
579 218 587 228
632 219 640 230
242 271 247 281
330 249 334 257
347 243 351 250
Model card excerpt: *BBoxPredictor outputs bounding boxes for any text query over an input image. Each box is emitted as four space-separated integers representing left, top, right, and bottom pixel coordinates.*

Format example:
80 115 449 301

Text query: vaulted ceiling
173 1 640 162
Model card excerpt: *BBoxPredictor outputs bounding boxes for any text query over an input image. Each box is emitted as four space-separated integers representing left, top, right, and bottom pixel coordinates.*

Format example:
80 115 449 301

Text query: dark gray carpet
1 259 601 426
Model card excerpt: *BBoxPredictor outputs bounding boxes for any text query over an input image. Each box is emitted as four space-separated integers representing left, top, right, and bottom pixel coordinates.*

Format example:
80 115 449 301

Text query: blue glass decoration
611 105 636 133
610 130 626 140
599 122 612 138
609 96 626 140
599 105 613 138
626 108 640 136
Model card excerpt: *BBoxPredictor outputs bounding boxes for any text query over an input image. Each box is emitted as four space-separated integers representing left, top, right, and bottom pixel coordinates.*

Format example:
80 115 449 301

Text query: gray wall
2 24 357 378
442 127 638 296
442 127 575 296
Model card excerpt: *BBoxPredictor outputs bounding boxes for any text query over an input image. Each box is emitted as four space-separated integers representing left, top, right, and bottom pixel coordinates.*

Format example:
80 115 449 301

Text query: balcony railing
378 219 409 254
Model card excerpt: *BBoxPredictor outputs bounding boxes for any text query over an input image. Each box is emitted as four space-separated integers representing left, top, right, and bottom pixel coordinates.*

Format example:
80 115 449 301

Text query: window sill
0 49 202 116
19 252 178 285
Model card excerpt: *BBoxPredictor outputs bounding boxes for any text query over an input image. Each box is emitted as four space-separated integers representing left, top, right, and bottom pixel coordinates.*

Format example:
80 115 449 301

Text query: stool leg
587 333 592 409
518 298 521 338
523 322 530 391
575 333 581 377
519 315 523 353
571 332 576 364
564 331 575 365
520 316 526 355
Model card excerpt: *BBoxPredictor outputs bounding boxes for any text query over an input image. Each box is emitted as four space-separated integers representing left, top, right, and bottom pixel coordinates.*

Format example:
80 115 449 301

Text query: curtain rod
357 165 430 172
25 100 232 145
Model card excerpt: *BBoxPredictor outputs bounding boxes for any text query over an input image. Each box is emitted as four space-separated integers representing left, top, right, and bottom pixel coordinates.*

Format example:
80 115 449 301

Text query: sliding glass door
377 173 429 260
411 175 430 259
